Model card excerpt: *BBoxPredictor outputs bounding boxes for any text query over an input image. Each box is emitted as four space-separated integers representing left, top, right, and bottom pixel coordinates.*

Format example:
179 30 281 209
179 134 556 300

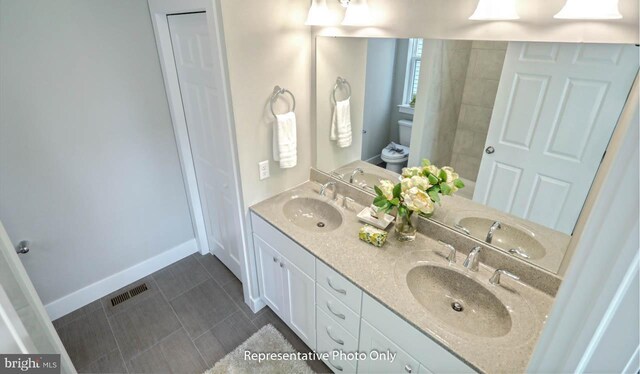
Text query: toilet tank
398 120 413 146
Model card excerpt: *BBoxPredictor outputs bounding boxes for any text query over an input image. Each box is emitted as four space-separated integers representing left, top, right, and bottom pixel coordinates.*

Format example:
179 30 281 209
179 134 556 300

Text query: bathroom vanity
249 172 559 373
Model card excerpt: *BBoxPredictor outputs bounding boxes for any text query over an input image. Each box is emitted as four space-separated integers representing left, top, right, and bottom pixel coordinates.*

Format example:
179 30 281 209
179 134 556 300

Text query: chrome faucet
349 168 364 183
319 181 337 198
439 241 456 264
489 269 520 285
463 246 482 272
486 221 502 243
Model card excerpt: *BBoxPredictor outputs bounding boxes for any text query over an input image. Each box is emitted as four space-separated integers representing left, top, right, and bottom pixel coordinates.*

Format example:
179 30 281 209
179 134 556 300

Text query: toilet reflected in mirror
380 120 412 173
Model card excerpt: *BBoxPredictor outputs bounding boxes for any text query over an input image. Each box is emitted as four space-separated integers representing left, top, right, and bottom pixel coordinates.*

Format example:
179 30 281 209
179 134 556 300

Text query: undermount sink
282 197 343 232
459 217 546 260
406 265 512 338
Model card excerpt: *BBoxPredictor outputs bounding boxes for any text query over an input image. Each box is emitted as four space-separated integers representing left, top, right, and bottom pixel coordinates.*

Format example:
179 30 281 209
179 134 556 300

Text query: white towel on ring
331 97 352 148
273 112 297 169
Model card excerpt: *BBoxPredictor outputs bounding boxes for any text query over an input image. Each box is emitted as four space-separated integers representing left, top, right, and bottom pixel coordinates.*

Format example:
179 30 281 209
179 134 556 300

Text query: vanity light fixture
469 0 520 20
305 0 333 25
341 0 372 26
554 0 622 19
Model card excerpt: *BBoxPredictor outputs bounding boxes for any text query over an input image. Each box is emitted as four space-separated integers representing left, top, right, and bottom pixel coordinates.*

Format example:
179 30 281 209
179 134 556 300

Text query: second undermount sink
459 217 546 260
406 265 512 338
282 197 343 232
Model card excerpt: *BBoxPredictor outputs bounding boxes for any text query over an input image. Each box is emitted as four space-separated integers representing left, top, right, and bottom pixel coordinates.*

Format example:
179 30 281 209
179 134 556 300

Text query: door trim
148 0 255 302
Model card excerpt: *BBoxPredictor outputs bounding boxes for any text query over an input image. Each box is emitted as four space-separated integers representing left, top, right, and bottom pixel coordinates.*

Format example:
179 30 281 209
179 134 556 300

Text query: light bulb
305 0 333 26
469 0 520 20
554 0 622 19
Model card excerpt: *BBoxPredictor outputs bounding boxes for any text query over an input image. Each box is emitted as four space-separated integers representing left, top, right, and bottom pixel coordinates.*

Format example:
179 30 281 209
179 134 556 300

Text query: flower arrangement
373 159 464 241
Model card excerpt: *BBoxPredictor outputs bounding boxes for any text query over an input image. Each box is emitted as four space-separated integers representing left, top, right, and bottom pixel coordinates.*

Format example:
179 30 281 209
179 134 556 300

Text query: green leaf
439 169 448 182
454 178 465 188
398 205 407 217
421 159 431 167
440 183 452 195
427 174 439 185
392 183 402 199
429 185 440 193
428 190 440 203
390 198 400 206
374 185 384 197
373 196 387 207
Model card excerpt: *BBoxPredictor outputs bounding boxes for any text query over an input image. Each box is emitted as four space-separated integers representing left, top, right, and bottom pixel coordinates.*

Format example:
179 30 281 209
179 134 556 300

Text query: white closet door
474 42 638 234
168 13 242 277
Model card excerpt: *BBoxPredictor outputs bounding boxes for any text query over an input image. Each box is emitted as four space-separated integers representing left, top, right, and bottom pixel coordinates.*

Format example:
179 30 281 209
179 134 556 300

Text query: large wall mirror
315 36 639 274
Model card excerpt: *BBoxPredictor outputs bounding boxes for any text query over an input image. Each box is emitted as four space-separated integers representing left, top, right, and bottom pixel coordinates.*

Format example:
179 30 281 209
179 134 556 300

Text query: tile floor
53 253 330 373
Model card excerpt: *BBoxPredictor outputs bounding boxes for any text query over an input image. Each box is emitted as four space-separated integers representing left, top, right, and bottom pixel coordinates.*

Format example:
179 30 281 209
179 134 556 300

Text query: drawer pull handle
325 327 344 345
328 359 343 372
326 302 346 320
327 278 347 295
405 364 413 373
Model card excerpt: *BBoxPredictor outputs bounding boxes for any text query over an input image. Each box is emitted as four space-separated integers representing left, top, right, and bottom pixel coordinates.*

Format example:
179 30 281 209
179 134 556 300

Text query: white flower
424 165 440 177
401 167 423 178
401 176 431 192
378 180 395 200
402 187 435 215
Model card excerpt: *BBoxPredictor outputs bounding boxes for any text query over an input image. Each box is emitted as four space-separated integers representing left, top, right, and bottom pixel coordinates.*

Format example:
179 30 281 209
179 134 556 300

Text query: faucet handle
489 269 519 285
438 241 456 264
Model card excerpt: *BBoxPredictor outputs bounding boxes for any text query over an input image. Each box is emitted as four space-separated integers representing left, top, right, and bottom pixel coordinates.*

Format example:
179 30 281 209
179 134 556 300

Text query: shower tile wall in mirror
315 37 639 273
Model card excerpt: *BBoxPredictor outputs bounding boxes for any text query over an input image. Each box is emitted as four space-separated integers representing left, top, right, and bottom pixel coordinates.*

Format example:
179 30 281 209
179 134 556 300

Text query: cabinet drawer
317 334 357 373
316 285 360 338
358 320 419 374
362 294 476 373
316 260 362 314
317 308 359 353
251 213 315 277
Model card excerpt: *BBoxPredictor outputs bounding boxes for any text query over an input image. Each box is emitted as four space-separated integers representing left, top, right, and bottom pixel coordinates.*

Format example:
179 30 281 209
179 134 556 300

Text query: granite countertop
250 181 555 373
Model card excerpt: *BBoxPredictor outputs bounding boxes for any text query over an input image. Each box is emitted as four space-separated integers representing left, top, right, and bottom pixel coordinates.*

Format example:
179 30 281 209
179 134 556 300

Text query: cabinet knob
273 257 277 262
485 146 495 154
279 262 284 268
404 364 413 373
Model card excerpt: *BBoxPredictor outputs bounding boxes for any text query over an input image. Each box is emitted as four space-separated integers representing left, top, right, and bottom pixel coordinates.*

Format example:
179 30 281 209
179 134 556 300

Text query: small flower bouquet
373 160 464 241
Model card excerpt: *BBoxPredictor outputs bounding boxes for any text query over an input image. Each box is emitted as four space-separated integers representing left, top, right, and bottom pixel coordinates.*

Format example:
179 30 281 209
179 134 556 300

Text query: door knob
485 146 495 154
16 240 29 254
362 129 367 134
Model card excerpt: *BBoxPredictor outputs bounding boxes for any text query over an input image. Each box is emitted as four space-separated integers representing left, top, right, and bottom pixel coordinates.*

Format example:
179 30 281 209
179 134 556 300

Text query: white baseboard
45 239 198 320
249 295 266 313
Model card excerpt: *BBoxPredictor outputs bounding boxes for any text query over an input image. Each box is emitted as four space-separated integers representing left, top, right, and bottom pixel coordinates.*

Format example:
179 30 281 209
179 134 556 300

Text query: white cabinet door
254 235 286 318
474 42 638 234
282 259 316 350
358 320 419 374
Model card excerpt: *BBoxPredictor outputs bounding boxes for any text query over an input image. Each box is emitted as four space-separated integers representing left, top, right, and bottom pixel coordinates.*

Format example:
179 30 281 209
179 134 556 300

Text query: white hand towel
331 97 352 148
273 112 297 169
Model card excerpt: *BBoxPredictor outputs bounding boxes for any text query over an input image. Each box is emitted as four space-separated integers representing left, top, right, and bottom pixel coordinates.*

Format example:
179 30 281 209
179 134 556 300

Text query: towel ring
270 86 296 118
332 77 352 103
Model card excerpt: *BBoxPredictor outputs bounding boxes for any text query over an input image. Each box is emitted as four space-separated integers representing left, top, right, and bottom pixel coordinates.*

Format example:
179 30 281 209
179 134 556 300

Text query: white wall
314 0 638 43
315 37 368 172
0 0 194 307
219 0 313 210
361 38 396 162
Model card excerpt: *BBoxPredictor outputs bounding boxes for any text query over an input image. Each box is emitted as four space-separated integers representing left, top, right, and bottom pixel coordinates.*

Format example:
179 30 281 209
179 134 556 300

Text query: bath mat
204 324 314 374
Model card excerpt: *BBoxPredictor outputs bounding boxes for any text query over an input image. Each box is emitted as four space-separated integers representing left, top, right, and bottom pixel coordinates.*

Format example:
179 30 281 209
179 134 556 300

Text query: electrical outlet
259 160 270 180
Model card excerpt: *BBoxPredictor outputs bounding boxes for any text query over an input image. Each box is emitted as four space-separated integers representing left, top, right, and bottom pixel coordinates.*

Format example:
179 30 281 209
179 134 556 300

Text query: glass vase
395 211 418 241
